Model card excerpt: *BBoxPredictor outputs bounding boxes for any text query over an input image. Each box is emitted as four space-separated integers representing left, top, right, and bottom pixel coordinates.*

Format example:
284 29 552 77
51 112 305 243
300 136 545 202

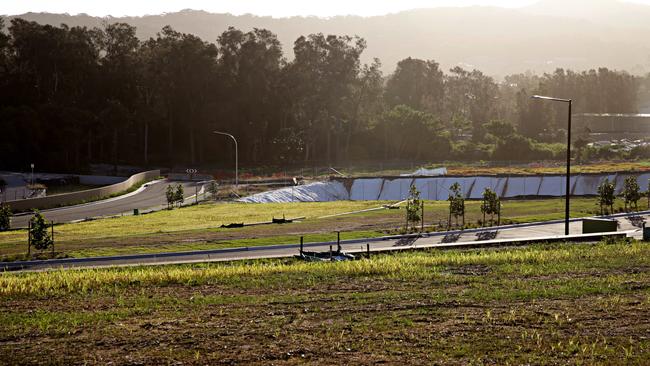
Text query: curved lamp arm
213 131 238 187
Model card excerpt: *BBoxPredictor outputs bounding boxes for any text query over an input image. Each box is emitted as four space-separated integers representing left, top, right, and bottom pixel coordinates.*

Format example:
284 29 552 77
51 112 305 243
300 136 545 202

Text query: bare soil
2 260 649 365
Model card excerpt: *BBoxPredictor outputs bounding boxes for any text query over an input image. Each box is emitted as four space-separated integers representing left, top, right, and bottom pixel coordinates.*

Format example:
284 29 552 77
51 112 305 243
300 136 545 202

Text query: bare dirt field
1 241 649 364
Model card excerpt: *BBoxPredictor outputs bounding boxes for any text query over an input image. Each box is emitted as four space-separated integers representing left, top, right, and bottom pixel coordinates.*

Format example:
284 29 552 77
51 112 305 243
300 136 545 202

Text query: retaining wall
241 172 650 203
4 170 161 212
78 175 124 185
343 172 650 200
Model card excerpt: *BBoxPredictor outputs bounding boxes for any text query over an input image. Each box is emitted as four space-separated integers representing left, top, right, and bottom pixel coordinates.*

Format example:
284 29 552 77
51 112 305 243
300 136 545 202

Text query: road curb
2 210 643 272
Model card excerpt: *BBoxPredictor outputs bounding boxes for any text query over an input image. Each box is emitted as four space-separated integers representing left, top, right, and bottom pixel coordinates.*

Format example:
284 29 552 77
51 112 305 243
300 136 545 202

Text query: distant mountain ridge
4 0 650 76
522 0 650 29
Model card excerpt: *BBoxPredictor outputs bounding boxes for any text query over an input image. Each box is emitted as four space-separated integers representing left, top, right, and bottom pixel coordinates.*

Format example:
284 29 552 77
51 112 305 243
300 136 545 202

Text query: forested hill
7 0 650 76
0 15 647 173
2 2 650 173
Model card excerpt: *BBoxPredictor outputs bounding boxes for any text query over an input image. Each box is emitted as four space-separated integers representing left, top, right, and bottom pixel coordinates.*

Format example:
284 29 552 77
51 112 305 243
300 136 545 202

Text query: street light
531 95 572 235
213 131 238 187
30 163 34 186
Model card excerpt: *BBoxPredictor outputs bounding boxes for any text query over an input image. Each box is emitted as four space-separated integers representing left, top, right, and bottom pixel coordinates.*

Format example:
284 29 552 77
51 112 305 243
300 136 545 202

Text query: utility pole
213 131 239 187
531 95 572 235
421 201 424 233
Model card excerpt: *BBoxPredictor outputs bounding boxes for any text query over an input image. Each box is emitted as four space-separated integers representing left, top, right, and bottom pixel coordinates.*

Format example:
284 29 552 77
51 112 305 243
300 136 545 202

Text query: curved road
11 180 199 228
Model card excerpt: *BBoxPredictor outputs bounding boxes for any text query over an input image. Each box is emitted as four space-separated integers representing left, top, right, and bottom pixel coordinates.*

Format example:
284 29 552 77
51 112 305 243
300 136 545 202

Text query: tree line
0 18 644 172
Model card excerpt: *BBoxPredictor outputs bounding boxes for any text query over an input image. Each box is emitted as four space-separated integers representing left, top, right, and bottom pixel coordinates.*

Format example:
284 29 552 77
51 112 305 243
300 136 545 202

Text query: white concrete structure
240 173 650 203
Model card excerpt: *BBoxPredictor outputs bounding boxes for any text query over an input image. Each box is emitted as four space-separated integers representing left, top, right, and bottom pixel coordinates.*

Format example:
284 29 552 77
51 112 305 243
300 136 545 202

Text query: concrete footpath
3 212 647 272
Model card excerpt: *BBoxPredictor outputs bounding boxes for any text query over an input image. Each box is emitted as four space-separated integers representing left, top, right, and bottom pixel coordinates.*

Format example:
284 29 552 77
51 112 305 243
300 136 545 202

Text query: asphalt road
4 212 646 272
11 180 199 228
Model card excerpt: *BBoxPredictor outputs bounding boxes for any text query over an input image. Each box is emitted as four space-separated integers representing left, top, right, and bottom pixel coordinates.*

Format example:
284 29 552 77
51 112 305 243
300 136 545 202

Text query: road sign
186 168 198 181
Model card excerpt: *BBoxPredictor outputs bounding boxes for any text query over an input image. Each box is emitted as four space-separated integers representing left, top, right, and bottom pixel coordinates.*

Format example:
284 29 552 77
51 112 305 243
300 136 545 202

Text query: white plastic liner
569 176 579 196
412 178 447 200
524 177 543 196
414 179 438 200
436 178 476 199
468 177 501 199
400 167 447 176
573 175 603 196
503 177 542 198
637 173 650 191
614 174 628 195
378 178 415 200
538 176 564 196
240 181 349 203
494 178 509 197
605 174 618 194
504 177 543 197
612 173 650 194
350 179 383 200
504 177 523 198
239 173 650 203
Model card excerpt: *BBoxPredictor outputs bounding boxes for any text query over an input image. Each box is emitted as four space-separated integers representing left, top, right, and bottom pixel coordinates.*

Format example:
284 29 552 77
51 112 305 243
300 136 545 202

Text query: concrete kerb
2 230 427 271
23 229 626 272
11 179 165 218
5 170 161 212
6 207 647 258
1 245 255 271
340 230 635 255
10 180 208 227
424 209 650 237
2 211 642 272
2 230 635 272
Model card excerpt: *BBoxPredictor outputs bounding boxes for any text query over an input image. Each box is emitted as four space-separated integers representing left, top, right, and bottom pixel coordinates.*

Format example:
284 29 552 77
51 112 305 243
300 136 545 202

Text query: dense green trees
597 179 616 215
405 184 422 231
166 183 185 208
385 58 444 115
623 176 641 212
0 204 11 231
288 33 368 163
378 105 449 161
480 188 500 227
448 183 465 228
0 18 643 172
508 68 639 140
28 211 52 251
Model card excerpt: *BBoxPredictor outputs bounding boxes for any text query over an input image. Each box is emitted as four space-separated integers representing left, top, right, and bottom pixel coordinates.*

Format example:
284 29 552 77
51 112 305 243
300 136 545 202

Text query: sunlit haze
4 0 650 17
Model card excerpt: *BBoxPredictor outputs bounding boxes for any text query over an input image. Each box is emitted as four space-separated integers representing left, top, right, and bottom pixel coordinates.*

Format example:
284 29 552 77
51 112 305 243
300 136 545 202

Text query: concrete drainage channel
239 172 650 203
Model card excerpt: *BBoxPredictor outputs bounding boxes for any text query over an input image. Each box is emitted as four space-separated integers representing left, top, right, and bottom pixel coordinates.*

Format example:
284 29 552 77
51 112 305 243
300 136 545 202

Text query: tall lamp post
531 95 572 235
213 131 238 187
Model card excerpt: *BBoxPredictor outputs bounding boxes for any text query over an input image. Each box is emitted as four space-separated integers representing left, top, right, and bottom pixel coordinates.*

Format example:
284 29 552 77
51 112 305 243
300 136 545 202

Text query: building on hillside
573 113 650 139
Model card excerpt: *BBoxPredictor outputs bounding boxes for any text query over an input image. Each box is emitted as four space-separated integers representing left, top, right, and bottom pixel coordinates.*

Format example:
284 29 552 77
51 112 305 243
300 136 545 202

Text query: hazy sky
4 0 650 17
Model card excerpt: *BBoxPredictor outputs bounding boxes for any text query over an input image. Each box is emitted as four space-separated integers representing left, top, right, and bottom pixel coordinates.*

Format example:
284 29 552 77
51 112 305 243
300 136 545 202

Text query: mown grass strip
0 196 640 260
1 241 646 298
